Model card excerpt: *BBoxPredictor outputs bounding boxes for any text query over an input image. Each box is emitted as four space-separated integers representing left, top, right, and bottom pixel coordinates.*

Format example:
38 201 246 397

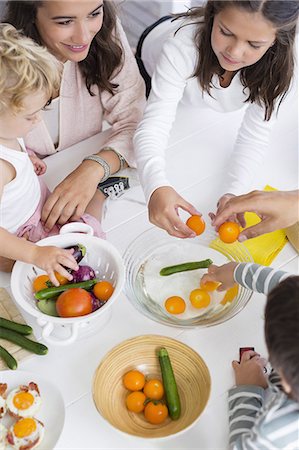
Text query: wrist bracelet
82 154 111 182
100 146 127 171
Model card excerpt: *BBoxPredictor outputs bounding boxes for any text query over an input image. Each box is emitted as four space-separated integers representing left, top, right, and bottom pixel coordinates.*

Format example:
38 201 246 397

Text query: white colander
11 223 125 345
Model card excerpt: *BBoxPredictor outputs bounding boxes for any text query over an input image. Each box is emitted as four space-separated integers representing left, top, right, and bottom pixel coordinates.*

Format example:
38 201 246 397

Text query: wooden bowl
92 335 211 438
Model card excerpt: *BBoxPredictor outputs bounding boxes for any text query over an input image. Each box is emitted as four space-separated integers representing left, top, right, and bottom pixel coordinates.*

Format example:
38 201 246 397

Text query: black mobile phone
239 347 255 362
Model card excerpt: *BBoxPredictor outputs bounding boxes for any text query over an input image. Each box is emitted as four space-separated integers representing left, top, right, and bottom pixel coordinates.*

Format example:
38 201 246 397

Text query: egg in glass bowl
123 226 253 327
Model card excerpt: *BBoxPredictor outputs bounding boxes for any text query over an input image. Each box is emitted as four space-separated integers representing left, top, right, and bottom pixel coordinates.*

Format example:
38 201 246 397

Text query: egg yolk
13 392 34 410
13 418 37 438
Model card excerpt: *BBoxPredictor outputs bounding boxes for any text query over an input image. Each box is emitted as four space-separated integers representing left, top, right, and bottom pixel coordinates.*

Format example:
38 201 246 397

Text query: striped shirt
234 263 291 294
228 263 298 449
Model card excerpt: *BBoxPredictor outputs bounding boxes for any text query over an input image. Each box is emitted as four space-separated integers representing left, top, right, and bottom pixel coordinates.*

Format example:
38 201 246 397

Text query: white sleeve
222 101 277 196
134 32 196 203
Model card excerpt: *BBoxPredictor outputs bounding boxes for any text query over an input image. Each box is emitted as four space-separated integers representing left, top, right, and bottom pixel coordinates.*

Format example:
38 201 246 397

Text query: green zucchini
160 259 213 276
0 345 17 370
35 278 99 300
0 317 32 336
0 328 48 355
158 347 181 420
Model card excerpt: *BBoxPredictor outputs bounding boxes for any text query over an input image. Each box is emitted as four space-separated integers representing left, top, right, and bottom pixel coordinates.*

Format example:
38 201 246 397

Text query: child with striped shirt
202 264 299 448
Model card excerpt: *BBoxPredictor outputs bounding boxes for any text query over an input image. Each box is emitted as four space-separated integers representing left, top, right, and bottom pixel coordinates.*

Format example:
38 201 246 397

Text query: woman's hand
232 350 268 389
41 161 102 231
210 193 246 229
200 262 238 291
148 186 200 238
31 246 78 286
211 190 299 241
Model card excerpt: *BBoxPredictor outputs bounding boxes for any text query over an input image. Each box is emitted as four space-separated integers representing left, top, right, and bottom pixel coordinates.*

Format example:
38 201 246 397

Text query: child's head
265 276 299 401
182 0 299 120
0 23 61 139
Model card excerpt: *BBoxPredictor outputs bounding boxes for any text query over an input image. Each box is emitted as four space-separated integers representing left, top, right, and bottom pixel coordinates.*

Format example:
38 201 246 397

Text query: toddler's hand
29 154 47 176
201 262 238 291
148 186 200 238
31 246 79 286
232 350 268 388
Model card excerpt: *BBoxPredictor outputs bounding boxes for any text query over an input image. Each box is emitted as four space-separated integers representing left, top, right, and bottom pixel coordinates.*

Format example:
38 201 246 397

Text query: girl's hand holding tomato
210 193 246 230
148 186 200 239
201 262 238 291
31 246 78 286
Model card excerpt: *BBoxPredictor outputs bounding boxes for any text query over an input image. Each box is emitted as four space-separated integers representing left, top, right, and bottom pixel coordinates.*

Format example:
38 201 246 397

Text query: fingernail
239 234 247 242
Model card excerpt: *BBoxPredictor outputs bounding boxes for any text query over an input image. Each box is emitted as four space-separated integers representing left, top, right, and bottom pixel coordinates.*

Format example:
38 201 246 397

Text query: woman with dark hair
134 0 298 238
4 0 145 231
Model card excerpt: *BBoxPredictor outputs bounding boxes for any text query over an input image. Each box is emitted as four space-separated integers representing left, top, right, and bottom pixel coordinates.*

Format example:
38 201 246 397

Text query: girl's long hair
4 0 123 96
175 1 299 120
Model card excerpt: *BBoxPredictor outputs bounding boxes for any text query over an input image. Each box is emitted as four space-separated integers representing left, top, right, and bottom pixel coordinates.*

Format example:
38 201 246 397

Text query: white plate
0 370 65 449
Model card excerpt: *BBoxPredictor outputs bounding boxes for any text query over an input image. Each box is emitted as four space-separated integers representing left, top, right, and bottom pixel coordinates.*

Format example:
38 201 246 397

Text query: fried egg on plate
0 423 7 450
6 417 44 450
0 383 7 419
7 382 41 418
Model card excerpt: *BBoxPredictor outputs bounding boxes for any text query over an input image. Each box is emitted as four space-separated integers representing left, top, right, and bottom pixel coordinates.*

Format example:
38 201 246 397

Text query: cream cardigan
25 21 146 167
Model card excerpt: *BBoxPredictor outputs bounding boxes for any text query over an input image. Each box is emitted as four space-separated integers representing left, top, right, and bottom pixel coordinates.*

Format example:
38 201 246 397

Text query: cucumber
0 317 32 336
0 345 18 370
35 278 99 300
158 347 181 420
160 259 213 276
0 328 48 355
37 299 59 317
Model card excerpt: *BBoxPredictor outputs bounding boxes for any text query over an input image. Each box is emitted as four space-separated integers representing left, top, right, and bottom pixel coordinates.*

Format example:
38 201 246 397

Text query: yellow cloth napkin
211 185 288 266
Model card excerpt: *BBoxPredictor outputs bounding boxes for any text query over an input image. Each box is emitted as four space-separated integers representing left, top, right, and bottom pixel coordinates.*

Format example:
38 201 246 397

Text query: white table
1 89 298 449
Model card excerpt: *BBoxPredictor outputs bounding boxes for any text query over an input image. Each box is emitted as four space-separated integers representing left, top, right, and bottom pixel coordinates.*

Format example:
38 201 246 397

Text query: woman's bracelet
100 146 127 171
82 148 127 182
82 154 111 182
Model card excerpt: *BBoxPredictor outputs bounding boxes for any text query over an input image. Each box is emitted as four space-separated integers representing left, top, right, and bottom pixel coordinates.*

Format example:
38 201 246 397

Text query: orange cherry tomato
221 284 239 305
186 215 206 236
164 296 186 314
144 401 168 424
93 281 114 301
123 370 145 391
56 288 92 317
54 271 69 285
189 289 211 308
32 274 51 292
143 379 164 400
218 222 240 243
200 279 220 291
126 391 146 413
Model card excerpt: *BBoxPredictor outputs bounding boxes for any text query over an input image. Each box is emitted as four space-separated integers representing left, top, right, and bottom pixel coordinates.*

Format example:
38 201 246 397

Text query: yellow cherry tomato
126 391 146 413
186 215 206 236
218 222 240 244
189 289 211 308
144 401 168 424
221 284 239 305
143 379 164 400
123 370 145 391
164 296 186 314
200 279 220 291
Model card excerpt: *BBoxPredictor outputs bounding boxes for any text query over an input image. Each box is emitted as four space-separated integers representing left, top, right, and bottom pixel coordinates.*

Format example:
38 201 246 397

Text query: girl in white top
0 24 101 284
134 0 299 238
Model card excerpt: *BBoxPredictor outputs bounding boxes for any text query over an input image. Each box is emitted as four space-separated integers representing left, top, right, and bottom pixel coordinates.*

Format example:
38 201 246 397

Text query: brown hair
0 23 61 113
174 1 299 120
4 0 124 96
265 276 299 401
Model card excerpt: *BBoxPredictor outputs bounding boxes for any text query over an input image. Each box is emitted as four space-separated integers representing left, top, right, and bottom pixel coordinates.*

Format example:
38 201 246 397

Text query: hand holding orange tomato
148 186 200 239
201 262 238 291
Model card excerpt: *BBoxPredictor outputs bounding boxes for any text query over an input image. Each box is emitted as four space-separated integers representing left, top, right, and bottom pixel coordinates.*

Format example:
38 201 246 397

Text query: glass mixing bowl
123 226 253 327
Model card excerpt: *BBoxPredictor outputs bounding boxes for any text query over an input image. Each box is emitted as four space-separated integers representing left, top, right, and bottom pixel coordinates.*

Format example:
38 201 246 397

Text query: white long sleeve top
134 19 278 203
